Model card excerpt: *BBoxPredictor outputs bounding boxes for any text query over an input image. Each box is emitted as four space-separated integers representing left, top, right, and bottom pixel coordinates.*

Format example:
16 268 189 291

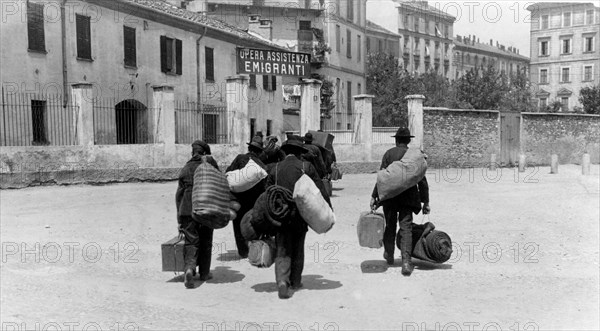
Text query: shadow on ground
360 259 452 273
251 274 343 293
217 250 245 262
166 266 245 288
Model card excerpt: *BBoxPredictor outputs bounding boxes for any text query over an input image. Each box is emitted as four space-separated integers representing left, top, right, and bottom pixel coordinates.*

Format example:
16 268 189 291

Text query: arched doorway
115 99 148 144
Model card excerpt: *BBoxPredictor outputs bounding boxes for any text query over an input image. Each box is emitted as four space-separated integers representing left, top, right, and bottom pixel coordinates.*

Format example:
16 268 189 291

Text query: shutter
76 15 84 57
124 26 136 67
27 3 37 50
160 36 168 73
176 39 183 75
250 74 256 88
205 47 214 81
76 15 91 59
263 75 269 90
27 3 45 52
347 29 351 57
271 75 276 91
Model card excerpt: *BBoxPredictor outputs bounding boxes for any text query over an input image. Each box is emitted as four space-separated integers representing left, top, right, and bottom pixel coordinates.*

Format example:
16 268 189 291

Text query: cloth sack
191 156 231 229
248 237 276 268
376 148 427 202
293 174 335 234
226 158 268 193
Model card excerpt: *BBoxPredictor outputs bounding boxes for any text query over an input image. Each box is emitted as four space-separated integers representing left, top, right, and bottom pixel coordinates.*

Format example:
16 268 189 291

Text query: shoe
383 251 394 265
277 281 290 299
401 256 414 276
184 269 195 289
199 273 213 281
239 252 248 259
290 282 303 290
422 222 435 236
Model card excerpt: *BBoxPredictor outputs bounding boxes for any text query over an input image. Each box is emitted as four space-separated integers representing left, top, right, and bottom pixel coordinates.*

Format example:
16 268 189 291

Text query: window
262 75 277 91
336 25 340 52
31 100 47 145
346 81 352 113
561 97 569 111
357 83 362 94
161 36 182 75
561 67 570 82
444 24 448 38
249 74 256 88
539 69 548 84
378 39 383 53
123 26 136 67
266 120 272 136
586 10 594 25
304 0 310 9
298 20 313 52
204 46 214 81
541 15 549 29
366 37 371 53
561 38 571 54
346 29 352 58
539 98 547 108
584 65 593 81
357 35 361 61
27 2 45 52
76 14 92 60
404 14 409 28
414 16 419 31
263 75 269 90
584 36 594 52
347 0 353 21
271 75 277 91
539 40 549 56
563 12 571 27
424 19 429 34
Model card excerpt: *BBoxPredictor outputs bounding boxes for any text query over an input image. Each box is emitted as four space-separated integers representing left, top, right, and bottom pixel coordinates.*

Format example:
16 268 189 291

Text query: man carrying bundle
266 139 332 299
370 128 430 276
226 136 268 258
176 140 219 288
302 132 327 180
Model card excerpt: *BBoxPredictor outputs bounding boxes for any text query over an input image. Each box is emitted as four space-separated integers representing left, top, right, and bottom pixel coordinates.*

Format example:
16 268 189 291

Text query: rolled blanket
241 209 259 241
265 185 295 224
397 225 453 263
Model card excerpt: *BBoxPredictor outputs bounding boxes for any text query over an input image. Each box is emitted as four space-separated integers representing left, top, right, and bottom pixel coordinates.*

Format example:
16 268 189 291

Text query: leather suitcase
248 237 276 268
357 211 385 248
308 130 334 151
161 236 185 272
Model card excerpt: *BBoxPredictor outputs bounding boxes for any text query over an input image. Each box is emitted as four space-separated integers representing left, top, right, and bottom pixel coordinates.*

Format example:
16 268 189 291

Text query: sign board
237 48 311 77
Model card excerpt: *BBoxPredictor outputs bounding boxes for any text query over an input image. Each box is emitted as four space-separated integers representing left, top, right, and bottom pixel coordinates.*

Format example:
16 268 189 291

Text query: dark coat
176 155 220 219
303 143 327 178
372 144 429 214
226 152 268 205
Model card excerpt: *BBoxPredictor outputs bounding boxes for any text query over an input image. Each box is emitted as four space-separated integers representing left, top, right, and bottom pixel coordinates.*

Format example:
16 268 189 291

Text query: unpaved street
1 165 599 331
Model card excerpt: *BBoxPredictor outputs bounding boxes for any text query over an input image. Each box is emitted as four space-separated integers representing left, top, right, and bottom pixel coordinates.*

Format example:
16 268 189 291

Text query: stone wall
521 113 600 165
422 108 500 168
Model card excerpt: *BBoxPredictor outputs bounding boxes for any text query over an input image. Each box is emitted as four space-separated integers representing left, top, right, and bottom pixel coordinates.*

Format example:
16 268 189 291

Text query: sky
366 0 599 59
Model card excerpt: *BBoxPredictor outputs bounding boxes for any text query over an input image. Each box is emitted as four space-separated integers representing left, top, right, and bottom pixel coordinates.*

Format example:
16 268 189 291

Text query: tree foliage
579 84 600 114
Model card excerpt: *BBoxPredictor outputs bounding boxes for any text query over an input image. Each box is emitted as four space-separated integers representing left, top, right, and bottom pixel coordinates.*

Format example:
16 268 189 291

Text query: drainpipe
61 0 68 107
196 26 208 108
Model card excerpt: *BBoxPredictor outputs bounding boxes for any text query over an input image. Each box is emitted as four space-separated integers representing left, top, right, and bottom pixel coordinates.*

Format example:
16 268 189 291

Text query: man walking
302 132 327 179
370 128 430 276
266 139 331 299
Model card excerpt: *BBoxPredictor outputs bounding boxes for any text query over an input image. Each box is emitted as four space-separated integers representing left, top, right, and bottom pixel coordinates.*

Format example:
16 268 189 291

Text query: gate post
226 75 250 152
300 79 322 135
405 94 425 150
353 94 374 161
151 85 175 145
71 83 94 146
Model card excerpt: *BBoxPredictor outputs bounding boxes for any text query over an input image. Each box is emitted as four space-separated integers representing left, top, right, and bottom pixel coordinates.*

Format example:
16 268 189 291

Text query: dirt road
1 165 599 330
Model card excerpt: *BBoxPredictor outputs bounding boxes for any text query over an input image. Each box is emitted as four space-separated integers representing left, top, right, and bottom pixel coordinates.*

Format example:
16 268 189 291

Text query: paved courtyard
1 165 599 330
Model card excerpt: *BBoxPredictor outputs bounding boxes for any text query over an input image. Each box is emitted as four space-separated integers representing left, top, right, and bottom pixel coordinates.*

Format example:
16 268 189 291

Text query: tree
366 53 408 126
579 85 600 114
455 65 508 109
500 67 536 112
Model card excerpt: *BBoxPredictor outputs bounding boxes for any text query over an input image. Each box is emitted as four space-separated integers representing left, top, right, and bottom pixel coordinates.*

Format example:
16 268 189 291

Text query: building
395 0 455 77
453 35 530 79
365 20 400 58
202 0 368 132
527 2 600 111
1 0 284 146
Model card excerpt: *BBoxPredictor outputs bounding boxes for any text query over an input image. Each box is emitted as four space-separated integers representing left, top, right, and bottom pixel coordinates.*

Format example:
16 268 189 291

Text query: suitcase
357 211 385 248
248 237 276 268
308 130 334 151
161 236 185 272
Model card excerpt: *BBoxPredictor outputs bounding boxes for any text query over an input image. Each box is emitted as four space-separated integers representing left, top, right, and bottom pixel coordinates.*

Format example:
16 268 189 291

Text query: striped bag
191 156 231 229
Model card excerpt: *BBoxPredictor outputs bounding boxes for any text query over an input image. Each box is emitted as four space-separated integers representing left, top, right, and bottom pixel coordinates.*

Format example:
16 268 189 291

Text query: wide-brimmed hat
303 132 314 143
246 136 264 150
392 127 414 138
281 139 308 154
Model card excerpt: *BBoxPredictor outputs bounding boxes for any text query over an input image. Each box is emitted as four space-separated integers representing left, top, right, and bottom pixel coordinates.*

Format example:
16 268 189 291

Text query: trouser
274 225 307 287
232 201 253 257
382 204 413 259
180 215 214 276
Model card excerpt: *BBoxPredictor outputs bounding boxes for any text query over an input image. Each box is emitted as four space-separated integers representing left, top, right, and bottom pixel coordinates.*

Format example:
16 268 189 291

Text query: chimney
477 38 480 44
186 0 207 12
490 39 493 46
249 15 272 41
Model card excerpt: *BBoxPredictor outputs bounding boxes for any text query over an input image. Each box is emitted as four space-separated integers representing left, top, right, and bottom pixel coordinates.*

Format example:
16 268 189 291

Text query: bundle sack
293 174 335 234
397 224 453 263
248 237 276 268
376 148 427 202
191 157 231 229
226 158 268 193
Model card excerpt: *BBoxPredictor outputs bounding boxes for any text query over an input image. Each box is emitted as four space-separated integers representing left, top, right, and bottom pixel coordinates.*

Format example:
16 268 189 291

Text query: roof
395 0 456 22
121 0 284 49
454 39 530 62
526 2 598 11
366 20 400 37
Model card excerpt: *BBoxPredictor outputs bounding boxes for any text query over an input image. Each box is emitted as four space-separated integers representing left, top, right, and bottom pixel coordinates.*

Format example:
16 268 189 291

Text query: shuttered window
346 29 352 58
271 75 277 91
27 2 45 52
263 75 269 90
161 36 183 75
205 47 214 81
76 14 92 60
123 26 136 67
249 74 257 88
347 81 352 113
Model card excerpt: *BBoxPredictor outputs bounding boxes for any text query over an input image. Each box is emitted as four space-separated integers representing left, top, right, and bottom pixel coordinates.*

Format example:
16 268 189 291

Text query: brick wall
423 108 500 168
522 113 600 165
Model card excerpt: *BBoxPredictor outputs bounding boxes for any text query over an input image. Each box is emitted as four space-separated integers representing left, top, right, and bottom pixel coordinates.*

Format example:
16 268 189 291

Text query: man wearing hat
370 128 430 276
302 132 327 179
176 140 219 288
260 135 286 168
226 136 268 258
266 138 332 299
